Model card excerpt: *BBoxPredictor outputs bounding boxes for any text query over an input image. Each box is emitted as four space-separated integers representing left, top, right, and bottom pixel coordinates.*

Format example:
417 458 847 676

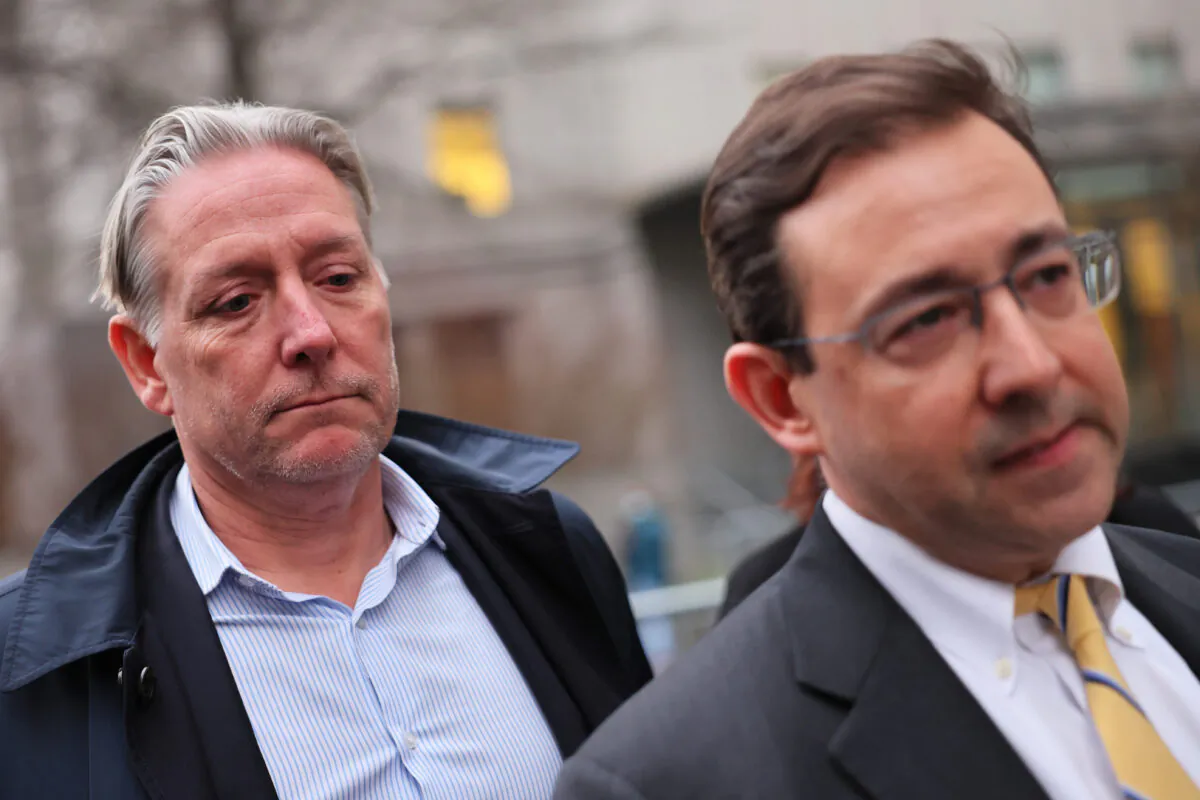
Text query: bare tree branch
0 0 86 550
212 0 260 100
265 0 340 37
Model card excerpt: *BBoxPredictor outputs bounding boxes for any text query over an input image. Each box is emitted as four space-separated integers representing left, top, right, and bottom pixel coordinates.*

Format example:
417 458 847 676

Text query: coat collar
1106 522 1200 676
0 411 579 691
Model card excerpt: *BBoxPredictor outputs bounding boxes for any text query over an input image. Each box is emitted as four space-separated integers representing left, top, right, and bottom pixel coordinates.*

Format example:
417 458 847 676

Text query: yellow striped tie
1015 574 1200 800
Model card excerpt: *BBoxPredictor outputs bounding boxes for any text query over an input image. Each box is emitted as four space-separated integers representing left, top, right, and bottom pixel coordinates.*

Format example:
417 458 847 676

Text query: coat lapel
1109 525 1200 676
436 508 589 756
785 508 1050 800
126 463 278 800
424 484 629 756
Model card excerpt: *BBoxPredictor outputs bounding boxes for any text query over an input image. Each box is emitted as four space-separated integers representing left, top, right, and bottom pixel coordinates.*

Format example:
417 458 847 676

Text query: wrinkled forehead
145 149 368 292
148 148 363 248
774 113 1063 332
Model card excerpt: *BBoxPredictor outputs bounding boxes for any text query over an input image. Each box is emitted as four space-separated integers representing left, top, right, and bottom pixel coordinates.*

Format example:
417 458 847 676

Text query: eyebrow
302 234 364 262
854 222 1072 323
185 235 367 298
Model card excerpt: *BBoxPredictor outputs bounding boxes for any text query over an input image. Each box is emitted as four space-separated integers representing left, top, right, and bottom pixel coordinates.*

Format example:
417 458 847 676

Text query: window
1021 47 1066 104
1131 40 1182 95
427 105 512 217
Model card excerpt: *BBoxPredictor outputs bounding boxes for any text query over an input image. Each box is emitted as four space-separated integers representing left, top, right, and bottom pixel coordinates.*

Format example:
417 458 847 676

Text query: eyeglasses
767 231 1121 369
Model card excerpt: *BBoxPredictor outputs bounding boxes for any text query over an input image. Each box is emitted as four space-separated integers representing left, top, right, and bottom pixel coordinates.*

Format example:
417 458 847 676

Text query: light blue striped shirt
170 457 562 800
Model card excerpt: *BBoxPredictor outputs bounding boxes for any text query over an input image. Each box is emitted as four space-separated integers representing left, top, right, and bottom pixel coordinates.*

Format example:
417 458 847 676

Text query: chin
265 431 384 483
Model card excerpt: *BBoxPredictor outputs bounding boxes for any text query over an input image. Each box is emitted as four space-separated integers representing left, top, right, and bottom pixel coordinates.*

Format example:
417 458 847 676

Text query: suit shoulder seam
572 756 651 800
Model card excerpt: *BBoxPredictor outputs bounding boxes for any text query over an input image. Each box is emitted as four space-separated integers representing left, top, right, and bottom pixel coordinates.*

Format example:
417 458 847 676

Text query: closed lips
283 395 352 411
992 423 1074 467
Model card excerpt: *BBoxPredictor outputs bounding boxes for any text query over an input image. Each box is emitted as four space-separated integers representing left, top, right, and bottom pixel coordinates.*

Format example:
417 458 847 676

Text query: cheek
1063 327 1129 419
179 339 264 408
180 329 228 377
846 362 978 461
342 301 394 361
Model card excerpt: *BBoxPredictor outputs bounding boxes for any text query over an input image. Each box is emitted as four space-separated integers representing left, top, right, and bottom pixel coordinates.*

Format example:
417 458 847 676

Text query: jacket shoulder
720 526 804 618
550 492 612 565
558 581 825 798
1110 521 1200 569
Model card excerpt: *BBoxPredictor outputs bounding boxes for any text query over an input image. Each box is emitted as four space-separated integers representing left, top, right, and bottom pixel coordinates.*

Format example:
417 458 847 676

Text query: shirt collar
171 464 241 596
379 454 444 552
171 455 443 599
1043 526 1124 621
822 490 1123 671
823 491 1016 672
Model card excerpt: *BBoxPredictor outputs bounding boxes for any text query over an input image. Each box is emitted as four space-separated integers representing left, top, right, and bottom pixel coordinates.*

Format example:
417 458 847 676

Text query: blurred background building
2 0 1199 619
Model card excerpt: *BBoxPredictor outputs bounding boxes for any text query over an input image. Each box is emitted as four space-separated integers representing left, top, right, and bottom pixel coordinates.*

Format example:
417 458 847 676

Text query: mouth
278 394 356 413
992 423 1081 471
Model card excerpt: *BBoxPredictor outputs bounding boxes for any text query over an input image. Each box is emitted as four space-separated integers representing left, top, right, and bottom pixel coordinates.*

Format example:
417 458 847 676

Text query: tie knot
1014 573 1109 649
1013 573 1072 629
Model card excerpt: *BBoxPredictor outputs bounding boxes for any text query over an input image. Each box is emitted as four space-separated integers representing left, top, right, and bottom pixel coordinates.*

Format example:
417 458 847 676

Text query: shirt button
355 618 367 630
994 658 1013 680
402 732 418 752
1115 626 1133 643
238 575 256 590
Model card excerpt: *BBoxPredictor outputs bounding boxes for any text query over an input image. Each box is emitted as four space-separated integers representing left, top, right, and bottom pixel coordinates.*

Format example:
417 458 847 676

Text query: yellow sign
427 107 512 217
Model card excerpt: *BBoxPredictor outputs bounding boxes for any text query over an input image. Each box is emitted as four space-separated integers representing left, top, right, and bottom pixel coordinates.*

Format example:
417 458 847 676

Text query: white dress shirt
824 490 1200 800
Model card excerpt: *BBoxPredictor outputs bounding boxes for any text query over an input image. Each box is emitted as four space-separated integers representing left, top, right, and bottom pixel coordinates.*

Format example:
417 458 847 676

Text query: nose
278 283 337 368
978 291 1063 407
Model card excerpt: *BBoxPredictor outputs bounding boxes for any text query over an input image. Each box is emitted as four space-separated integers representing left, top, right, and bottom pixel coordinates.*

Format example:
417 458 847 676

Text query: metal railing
629 577 726 621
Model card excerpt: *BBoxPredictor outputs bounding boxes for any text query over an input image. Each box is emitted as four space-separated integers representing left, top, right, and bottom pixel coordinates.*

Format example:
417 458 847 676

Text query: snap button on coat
137 666 156 705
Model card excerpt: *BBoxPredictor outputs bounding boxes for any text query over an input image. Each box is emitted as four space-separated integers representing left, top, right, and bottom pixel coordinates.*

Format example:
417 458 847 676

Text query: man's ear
108 315 173 417
724 342 821 457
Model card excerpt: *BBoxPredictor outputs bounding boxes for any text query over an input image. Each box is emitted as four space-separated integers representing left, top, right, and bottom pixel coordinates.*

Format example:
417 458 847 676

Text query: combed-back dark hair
701 39 1052 372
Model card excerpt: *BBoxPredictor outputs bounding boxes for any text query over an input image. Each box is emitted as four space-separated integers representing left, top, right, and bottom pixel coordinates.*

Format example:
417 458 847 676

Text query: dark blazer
0 411 652 800
554 505 1200 800
718 524 804 618
719 482 1200 618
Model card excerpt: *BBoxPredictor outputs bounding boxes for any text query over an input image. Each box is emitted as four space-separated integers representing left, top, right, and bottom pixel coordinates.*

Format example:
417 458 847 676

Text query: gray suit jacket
554 505 1200 800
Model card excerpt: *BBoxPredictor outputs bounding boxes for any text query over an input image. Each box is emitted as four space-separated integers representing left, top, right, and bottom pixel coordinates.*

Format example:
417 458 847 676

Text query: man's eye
218 294 251 314
326 273 354 288
1030 264 1069 287
895 304 961 337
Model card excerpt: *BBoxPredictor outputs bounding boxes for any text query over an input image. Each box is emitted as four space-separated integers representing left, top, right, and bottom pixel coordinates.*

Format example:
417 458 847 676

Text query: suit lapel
1109 525 1200 676
126 465 278 800
785 508 1050 800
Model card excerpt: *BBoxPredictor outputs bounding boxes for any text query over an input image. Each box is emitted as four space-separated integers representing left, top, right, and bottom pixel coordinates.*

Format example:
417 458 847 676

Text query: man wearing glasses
555 39 1200 800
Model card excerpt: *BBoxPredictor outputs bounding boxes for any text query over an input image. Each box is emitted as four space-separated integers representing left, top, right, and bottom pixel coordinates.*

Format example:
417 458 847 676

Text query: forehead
775 112 1064 327
145 147 364 285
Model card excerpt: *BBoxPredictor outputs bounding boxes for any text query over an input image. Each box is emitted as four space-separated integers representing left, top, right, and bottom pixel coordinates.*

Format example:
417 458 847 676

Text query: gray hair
95 101 380 344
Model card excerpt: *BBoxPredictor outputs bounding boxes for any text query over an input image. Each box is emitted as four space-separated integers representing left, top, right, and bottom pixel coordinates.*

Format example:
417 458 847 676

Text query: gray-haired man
0 103 650 799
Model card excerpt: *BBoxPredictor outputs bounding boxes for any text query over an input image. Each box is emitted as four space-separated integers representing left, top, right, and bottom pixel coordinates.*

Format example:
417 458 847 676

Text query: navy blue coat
0 411 652 799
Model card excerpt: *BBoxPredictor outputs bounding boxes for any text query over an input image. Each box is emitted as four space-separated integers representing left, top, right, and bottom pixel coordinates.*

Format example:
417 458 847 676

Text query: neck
184 453 392 607
824 480 1066 584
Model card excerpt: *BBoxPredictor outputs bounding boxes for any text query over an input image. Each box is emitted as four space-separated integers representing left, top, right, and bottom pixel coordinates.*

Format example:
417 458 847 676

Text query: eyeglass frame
764 230 1121 370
